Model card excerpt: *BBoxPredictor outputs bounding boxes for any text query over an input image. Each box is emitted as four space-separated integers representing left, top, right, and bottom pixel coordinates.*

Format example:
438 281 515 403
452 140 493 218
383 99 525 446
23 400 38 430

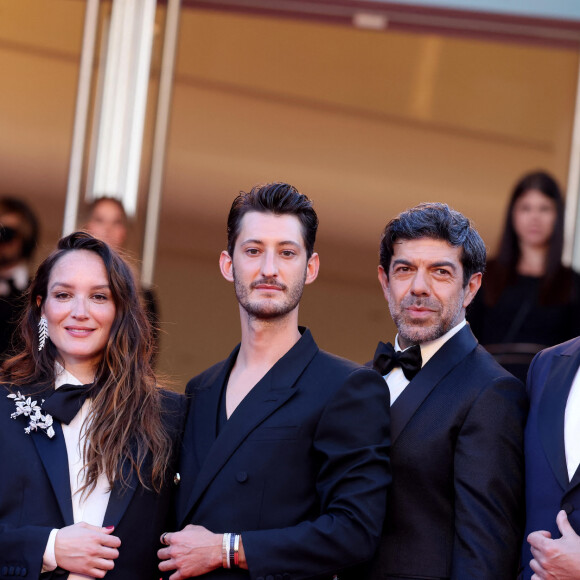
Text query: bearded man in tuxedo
367 202 527 580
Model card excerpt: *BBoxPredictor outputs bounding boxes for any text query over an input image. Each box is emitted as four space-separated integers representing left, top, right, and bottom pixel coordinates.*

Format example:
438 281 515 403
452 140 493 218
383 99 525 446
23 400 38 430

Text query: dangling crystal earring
38 316 48 351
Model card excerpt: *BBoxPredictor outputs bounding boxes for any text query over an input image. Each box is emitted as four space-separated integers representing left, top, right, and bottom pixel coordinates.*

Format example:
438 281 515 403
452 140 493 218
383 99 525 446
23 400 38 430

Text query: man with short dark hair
159 182 391 579
367 202 527 579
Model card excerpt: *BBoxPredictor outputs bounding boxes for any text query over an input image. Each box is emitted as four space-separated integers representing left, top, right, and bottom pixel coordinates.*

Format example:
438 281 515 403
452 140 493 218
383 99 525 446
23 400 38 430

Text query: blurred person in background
0 197 39 360
468 170 580 382
84 197 160 361
85 197 128 252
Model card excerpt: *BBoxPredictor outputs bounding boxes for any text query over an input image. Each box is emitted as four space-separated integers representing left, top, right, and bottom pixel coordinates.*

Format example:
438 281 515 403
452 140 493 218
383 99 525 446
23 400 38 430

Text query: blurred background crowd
2 0 580 386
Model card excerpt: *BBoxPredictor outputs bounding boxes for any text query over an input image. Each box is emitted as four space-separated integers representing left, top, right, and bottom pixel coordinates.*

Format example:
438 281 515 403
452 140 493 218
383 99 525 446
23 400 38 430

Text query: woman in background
469 170 580 382
84 197 160 361
0 231 184 579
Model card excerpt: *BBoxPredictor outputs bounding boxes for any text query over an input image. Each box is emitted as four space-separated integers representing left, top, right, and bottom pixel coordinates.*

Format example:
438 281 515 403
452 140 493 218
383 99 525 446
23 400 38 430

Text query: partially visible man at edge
367 202 527 579
523 334 580 579
159 182 391 580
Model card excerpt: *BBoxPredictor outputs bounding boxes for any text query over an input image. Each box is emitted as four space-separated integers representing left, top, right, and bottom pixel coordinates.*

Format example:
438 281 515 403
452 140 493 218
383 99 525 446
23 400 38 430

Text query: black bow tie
42 383 97 424
373 341 422 380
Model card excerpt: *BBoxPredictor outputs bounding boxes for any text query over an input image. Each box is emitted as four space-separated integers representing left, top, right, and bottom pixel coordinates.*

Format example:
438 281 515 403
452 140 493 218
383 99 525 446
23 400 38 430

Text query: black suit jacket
522 337 580 580
176 328 391 580
367 325 527 580
0 385 185 580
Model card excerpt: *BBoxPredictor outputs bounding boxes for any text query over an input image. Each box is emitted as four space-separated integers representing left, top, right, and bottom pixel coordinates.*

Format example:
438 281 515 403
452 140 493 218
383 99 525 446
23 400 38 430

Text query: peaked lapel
179 328 319 527
390 325 478 444
193 348 239 477
103 457 139 527
569 461 580 492
176 349 239 518
22 381 150 529
538 343 580 492
32 418 74 525
30 382 139 528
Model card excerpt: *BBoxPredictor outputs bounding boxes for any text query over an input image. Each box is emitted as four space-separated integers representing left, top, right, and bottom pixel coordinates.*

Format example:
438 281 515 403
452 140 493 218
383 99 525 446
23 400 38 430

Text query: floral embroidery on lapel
8 391 55 438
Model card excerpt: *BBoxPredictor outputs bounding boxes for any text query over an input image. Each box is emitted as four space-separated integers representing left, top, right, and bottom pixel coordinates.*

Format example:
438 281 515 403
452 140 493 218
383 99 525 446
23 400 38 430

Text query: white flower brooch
8 392 55 438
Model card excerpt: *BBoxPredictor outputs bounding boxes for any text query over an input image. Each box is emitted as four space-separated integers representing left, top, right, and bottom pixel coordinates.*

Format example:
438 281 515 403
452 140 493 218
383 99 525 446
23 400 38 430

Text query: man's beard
388 292 465 346
234 270 306 320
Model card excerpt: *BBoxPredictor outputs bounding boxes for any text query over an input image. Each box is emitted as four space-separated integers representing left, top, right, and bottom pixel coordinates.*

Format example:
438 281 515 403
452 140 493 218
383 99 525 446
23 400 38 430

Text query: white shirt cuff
42 528 59 572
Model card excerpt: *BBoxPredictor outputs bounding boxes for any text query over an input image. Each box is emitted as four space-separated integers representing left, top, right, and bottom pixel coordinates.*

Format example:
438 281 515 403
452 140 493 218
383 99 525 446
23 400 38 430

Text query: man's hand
528 510 580 579
55 522 121 578
158 524 223 580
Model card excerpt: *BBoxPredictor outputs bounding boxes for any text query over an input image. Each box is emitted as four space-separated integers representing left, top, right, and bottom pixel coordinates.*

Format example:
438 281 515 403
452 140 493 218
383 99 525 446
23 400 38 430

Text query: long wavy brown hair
2 231 172 494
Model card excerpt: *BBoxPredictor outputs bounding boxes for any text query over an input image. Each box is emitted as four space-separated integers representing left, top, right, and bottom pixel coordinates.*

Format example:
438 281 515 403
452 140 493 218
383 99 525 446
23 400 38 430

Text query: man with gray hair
367 202 527 579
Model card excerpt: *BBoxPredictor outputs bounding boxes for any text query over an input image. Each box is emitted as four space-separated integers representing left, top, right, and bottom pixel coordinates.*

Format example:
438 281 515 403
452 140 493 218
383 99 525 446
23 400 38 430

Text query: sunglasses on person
0 226 19 243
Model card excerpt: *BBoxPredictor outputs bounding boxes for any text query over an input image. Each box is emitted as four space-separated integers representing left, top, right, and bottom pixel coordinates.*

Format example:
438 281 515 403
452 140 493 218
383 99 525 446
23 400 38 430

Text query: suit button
13 568 20 576
8 567 14 575
174 472 181 485
562 502 574 515
1 567 7 576
236 471 248 483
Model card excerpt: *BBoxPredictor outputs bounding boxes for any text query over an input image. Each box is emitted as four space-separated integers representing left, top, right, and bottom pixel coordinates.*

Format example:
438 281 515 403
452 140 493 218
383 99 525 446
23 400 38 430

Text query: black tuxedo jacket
0 384 185 580
367 325 527 580
522 337 580 579
176 328 391 580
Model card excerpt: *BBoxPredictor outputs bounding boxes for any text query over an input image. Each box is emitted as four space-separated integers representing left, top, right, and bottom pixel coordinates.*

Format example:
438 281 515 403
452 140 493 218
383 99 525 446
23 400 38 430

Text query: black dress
468 261 580 382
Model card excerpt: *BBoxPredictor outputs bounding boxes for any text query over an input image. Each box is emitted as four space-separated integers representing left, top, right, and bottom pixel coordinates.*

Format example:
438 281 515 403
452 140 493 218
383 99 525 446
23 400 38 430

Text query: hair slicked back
227 182 318 258
379 202 486 286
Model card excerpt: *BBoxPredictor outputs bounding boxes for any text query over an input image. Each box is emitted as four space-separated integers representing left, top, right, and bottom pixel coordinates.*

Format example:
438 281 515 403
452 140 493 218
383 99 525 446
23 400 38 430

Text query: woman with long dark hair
469 170 580 381
0 231 184 578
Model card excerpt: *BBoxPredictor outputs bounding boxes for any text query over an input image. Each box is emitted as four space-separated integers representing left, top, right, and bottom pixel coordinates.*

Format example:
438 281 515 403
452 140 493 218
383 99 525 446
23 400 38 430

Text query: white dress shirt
0 263 28 296
385 320 467 405
42 365 111 579
565 365 580 482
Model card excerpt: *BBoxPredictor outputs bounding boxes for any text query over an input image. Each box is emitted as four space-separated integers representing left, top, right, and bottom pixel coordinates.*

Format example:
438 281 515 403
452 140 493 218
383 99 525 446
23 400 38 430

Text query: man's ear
219 251 234 282
305 253 320 285
377 265 390 300
463 272 482 309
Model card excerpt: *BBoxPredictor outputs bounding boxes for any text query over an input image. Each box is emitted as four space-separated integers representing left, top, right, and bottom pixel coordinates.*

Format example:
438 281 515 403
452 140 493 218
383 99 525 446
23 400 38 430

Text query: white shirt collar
565 365 580 480
0 263 29 290
54 362 84 389
394 319 467 368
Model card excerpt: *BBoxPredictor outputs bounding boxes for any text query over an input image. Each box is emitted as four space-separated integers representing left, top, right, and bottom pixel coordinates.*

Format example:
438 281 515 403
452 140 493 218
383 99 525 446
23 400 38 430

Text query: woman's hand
55 522 121 578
